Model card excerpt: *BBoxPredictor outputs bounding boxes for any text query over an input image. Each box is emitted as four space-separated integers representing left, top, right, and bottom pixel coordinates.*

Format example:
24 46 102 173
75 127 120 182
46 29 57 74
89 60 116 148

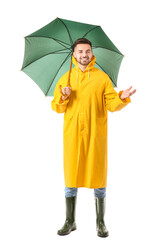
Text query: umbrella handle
58 55 72 96
66 56 72 88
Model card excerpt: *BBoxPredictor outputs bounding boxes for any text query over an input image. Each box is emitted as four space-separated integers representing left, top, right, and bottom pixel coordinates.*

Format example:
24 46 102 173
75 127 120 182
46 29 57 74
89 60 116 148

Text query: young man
51 38 136 237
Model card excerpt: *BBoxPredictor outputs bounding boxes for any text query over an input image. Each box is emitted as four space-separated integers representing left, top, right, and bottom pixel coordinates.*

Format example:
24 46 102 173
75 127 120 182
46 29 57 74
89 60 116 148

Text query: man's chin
81 63 88 66
80 61 89 66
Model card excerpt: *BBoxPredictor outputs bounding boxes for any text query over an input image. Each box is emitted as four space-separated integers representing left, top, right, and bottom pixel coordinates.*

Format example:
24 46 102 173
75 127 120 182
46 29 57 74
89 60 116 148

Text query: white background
1 0 160 239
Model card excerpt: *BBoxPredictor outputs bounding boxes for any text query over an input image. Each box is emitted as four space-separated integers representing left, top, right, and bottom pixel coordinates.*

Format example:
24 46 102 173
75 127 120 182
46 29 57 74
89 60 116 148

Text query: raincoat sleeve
104 76 131 112
51 79 69 113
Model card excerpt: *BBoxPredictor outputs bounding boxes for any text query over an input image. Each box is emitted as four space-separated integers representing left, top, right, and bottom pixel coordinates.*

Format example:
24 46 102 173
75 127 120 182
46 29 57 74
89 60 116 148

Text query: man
51 38 136 237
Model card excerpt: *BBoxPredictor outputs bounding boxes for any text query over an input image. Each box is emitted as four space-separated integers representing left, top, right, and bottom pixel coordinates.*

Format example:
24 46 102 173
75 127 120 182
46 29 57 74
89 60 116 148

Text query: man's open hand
120 86 136 100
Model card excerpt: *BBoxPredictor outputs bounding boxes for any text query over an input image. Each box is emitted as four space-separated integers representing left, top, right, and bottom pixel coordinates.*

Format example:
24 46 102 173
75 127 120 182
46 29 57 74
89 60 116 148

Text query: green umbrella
21 17 124 97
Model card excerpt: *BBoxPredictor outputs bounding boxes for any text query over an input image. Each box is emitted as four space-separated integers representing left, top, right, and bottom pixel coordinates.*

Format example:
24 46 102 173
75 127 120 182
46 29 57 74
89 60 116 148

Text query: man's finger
127 86 132 91
129 89 136 96
131 89 136 94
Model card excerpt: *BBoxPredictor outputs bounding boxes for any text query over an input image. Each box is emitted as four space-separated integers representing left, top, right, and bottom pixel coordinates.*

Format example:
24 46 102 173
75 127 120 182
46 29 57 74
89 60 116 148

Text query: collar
71 55 96 84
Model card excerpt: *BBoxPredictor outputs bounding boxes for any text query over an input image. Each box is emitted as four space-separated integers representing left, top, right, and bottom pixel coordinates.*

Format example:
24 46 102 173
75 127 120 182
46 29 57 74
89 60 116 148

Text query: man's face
73 44 93 66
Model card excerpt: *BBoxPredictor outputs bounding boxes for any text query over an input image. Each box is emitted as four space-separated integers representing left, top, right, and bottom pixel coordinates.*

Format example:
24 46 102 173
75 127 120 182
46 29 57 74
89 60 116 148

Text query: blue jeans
65 187 106 198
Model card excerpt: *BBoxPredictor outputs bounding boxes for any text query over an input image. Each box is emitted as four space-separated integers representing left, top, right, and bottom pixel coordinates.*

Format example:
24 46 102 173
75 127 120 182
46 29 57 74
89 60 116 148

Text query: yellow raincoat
51 55 131 188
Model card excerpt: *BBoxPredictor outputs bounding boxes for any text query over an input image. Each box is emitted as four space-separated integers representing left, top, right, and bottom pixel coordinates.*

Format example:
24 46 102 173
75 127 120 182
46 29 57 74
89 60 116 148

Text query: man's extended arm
104 77 135 112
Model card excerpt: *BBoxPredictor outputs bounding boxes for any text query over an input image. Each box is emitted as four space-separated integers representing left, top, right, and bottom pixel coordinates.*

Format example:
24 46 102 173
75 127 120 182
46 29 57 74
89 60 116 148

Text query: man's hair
72 38 92 52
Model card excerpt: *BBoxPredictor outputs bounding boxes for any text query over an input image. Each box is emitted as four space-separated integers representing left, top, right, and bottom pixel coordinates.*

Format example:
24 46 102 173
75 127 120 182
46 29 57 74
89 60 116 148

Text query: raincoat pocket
96 117 107 137
64 113 73 120
63 114 74 136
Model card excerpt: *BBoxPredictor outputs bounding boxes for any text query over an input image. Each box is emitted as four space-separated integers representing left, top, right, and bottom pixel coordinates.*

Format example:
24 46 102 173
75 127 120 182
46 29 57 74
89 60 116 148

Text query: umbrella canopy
21 17 124 96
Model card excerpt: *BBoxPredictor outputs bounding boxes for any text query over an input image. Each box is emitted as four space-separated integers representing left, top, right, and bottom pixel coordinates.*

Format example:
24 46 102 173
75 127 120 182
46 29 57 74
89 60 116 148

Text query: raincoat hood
71 54 96 84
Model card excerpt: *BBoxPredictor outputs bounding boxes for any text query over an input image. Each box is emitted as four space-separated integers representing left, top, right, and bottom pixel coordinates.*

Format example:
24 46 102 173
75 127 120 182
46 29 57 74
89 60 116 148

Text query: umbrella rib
45 52 72 96
92 46 123 56
95 61 116 87
82 26 123 56
21 49 72 70
58 18 73 46
82 25 100 38
25 35 71 50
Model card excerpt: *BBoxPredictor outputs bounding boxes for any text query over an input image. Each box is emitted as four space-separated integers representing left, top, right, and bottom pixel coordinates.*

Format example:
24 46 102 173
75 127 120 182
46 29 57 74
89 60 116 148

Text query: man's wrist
120 96 125 100
119 91 125 100
61 95 69 101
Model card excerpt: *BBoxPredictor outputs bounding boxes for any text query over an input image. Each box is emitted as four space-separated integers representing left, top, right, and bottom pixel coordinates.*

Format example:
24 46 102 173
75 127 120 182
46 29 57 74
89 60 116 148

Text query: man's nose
82 52 87 57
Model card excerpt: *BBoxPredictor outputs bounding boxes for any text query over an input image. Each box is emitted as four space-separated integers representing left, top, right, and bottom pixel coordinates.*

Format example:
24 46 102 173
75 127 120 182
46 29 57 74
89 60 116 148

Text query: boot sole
97 231 109 238
57 226 77 236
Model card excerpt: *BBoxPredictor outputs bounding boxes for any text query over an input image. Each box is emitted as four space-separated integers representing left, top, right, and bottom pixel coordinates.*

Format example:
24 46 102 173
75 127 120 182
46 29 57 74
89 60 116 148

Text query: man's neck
77 63 87 72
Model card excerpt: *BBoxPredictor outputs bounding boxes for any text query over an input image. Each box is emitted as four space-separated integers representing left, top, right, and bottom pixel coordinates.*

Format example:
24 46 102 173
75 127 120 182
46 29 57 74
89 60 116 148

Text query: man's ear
73 52 76 58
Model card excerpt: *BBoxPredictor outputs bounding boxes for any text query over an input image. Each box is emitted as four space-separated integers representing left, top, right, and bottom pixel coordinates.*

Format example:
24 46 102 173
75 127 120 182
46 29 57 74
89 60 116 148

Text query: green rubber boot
57 196 77 236
95 197 109 238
